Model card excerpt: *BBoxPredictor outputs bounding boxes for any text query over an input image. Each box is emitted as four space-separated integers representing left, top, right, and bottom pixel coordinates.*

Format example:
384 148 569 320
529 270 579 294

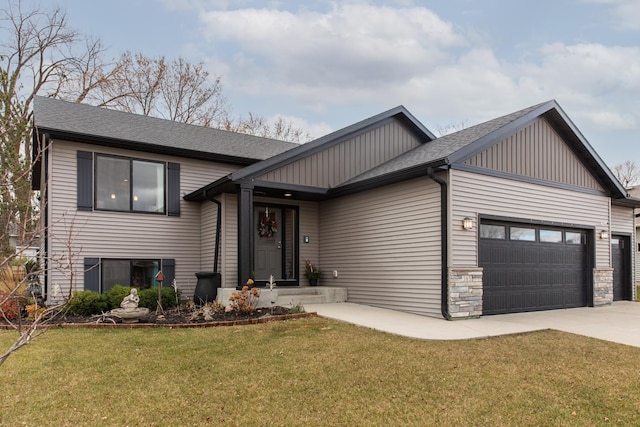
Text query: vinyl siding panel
611 204 636 300
451 169 610 268
611 205 634 234
465 117 604 191
222 193 238 288
297 200 320 281
47 140 238 299
319 177 441 317
200 200 219 271
258 120 422 188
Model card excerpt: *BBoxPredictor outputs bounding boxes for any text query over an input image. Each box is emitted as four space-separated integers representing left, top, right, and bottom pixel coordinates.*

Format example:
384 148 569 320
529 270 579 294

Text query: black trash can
194 272 221 305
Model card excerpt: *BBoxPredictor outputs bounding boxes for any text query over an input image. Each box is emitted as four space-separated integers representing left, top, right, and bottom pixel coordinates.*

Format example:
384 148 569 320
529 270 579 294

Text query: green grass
1 318 639 426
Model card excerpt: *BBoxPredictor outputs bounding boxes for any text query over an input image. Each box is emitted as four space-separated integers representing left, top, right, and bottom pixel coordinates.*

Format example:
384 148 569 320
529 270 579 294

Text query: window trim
84 257 175 293
94 153 167 215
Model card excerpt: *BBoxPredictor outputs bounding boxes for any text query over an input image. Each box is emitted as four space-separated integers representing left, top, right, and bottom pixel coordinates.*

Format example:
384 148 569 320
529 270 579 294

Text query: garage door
479 221 589 315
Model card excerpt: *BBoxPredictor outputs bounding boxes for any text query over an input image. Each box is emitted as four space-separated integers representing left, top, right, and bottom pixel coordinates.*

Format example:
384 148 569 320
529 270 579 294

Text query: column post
237 183 254 289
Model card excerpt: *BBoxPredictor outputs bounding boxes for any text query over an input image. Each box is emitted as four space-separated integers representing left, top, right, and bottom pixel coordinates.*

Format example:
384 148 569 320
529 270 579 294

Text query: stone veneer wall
593 268 613 306
448 267 483 319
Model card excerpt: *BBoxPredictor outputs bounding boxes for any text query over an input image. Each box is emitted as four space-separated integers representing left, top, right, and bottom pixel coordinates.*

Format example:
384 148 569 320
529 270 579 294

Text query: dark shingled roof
33 96 297 162
339 102 547 186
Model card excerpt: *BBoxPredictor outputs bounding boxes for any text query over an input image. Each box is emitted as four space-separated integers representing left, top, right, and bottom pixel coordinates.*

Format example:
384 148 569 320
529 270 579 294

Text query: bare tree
56 49 308 141
224 113 311 143
0 0 83 257
160 57 228 127
434 119 469 137
613 160 640 188
0 131 66 368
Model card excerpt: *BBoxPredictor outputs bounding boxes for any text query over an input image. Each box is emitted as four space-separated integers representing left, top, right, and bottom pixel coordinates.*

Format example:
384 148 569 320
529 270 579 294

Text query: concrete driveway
305 301 640 348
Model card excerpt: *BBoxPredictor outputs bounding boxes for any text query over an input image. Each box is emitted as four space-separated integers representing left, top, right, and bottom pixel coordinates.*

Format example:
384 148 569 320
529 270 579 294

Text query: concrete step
216 286 347 309
277 293 327 306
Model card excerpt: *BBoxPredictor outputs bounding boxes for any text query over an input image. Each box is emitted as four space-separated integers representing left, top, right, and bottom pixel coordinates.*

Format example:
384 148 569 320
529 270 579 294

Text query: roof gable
228 105 436 182
338 100 627 199
184 105 436 201
33 96 297 164
256 118 424 188
463 116 605 192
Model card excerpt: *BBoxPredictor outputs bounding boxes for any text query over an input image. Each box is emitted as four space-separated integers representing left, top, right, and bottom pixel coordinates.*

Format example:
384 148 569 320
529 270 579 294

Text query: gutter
203 189 222 273
426 167 450 320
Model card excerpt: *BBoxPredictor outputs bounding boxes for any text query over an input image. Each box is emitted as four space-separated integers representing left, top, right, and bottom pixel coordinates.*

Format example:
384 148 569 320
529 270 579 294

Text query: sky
51 0 640 169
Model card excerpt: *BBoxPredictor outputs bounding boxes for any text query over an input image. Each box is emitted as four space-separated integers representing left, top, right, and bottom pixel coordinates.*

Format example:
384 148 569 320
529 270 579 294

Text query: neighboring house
32 96 639 319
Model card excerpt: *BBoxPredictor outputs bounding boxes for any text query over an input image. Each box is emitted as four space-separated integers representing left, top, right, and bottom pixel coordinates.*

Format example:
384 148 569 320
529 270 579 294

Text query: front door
254 206 282 281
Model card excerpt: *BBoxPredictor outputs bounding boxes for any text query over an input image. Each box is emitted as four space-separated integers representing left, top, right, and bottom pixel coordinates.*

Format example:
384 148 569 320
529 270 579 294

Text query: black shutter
77 151 93 211
167 162 180 216
84 258 100 292
162 259 176 289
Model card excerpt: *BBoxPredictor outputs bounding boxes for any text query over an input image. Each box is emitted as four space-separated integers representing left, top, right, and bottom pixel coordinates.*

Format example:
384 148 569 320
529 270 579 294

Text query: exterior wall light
600 230 609 240
462 217 474 230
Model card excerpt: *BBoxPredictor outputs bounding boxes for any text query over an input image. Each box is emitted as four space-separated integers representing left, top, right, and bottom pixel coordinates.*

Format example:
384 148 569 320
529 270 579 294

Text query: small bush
67 291 109 316
228 285 260 315
25 304 46 320
0 291 21 320
138 287 180 310
104 285 133 309
288 303 305 314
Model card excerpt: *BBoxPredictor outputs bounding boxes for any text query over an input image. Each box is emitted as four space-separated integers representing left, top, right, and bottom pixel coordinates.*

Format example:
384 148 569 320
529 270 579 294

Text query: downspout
426 167 450 320
203 189 222 273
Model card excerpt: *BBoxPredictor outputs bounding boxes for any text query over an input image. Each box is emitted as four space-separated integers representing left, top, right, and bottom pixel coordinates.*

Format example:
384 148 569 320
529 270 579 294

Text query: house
32 96 639 319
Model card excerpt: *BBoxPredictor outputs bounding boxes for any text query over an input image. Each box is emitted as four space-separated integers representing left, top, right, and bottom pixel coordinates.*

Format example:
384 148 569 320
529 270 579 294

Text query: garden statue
120 288 140 309
110 288 149 323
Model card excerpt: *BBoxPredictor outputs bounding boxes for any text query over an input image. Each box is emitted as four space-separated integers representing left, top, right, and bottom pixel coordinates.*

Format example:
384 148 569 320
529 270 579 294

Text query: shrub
25 304 46 320
288 303 306 314
138 287 180 310
67 291 109 316
104 285 133 310
0 291 21 321
228 285 260 315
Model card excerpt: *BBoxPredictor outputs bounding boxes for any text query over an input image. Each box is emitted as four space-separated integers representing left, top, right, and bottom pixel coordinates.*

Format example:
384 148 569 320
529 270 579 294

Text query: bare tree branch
613 160 640 188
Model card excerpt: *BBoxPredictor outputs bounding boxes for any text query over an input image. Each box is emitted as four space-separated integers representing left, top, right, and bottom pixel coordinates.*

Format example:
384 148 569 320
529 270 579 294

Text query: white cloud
521 43 640 130
581 0 640 30
198 3 466 91
186 2 640 139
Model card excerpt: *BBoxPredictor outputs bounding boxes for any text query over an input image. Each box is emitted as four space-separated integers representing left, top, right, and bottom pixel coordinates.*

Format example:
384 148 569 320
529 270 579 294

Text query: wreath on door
258 215 278 238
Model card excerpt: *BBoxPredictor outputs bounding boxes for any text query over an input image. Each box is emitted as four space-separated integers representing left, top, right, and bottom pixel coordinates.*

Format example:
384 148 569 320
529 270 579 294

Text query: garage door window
480 224 506 239
510 227 536 241
540 229 563 243
566 232 584 244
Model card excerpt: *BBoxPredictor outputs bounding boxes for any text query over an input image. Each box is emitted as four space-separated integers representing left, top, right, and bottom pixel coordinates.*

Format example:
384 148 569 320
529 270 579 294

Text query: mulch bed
0 306 316 330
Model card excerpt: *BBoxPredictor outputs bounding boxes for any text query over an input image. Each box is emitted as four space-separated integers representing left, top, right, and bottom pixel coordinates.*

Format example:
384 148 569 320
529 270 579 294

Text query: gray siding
200 200 219 272
611 204 636 300
451 169 611 268
222 193 238 288
319 177 442 317
611 205 634 234
47 140 238 299
258 120 422 188
297 200 320 282
464 117 604 191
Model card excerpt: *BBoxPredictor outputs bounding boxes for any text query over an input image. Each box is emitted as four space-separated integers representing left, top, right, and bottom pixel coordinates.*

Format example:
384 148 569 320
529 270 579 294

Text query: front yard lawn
1 317 639 426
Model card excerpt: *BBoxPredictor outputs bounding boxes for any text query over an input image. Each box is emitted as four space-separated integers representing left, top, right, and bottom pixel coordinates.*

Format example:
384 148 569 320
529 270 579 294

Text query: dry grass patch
1 317 639 426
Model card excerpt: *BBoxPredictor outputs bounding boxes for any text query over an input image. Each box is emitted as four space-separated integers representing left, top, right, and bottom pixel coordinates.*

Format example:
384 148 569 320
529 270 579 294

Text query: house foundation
593 268 614 306
448 267 483 319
